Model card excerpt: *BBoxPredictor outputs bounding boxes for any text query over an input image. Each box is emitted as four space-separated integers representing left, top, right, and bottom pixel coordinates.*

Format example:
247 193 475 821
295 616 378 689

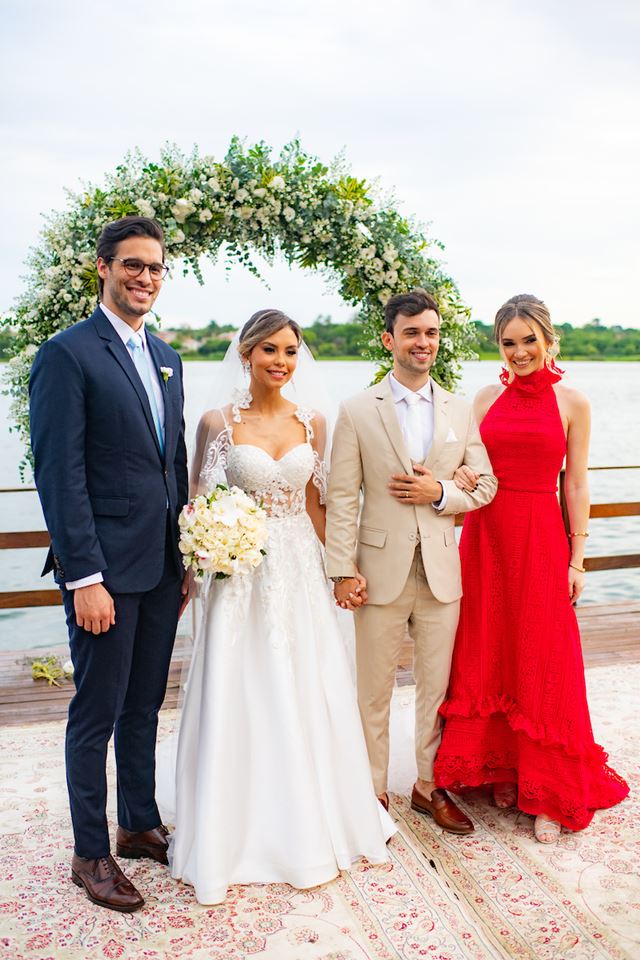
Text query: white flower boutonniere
160 366 173 385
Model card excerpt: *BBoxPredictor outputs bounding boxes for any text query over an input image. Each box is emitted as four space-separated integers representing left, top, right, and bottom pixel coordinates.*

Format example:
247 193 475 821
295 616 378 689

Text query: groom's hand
74 583 116 635
389 464 443 505
333 577 366 610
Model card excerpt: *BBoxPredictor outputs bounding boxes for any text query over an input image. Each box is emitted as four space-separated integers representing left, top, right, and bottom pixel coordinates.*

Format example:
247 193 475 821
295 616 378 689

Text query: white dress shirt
389 373 447 511
65 305 165 590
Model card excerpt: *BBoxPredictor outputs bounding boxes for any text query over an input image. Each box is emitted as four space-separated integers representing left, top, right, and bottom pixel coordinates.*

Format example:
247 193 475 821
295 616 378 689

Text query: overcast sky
1 0 639 330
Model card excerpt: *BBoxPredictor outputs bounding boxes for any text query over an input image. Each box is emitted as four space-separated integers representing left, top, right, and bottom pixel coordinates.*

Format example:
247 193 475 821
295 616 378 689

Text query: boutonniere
160 366 173 385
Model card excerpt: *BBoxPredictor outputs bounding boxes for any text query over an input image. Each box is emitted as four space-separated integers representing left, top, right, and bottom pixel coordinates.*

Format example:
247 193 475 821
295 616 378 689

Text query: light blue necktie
127 333 165 454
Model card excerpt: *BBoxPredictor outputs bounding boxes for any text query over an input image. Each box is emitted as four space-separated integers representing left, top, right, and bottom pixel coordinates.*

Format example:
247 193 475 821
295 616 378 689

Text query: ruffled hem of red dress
439 693 608 761
436 695 630 830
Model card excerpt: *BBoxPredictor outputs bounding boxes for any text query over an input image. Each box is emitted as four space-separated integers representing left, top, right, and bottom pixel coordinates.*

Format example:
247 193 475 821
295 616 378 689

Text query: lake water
1 360 639 652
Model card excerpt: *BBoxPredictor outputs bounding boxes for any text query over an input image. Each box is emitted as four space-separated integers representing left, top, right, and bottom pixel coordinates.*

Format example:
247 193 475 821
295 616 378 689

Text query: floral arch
3 137 475 469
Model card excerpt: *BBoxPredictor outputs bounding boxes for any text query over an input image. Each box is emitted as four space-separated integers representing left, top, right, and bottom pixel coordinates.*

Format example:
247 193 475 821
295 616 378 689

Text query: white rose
199 209 213 222
235 188 249 202
253 187 266 198
189 188 203 203
169 229 185 245
70 276 83 291
171 198 196 223
270 175 285 190
282 206 295 222
239 206 254 220
207 177 221 193
136 199 156 218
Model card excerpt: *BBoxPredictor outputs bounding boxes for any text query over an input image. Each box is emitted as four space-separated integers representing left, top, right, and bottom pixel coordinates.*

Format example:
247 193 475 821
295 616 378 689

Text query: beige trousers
355 548 460 794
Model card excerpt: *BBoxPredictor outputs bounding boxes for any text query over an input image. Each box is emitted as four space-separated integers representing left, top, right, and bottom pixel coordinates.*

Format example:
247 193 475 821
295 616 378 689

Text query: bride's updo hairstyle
494 294 560 368
238 308 302 360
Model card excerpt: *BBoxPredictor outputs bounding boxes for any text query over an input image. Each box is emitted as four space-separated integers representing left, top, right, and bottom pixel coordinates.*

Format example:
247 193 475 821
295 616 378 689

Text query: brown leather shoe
116 824 169 865
71 854 144 912
410 786 474 834
378 793 389 812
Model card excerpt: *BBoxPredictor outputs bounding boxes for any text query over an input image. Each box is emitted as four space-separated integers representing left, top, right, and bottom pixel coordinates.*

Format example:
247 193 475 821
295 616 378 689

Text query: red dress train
434 365 629 830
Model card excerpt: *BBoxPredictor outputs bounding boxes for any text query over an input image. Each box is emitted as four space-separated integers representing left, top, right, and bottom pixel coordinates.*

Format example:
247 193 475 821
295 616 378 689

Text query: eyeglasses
108 257 169 280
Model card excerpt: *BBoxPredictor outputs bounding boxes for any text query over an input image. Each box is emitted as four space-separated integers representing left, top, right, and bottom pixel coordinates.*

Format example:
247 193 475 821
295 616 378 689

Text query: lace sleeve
191 409 231 497
296 407 328 505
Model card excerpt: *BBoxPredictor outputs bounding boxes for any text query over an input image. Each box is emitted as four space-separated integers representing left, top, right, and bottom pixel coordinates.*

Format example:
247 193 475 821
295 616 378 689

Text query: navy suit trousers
62 527 182 858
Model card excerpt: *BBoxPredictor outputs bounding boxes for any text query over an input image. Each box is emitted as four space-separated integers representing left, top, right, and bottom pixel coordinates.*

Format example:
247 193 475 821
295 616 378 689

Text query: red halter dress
434 365 629 830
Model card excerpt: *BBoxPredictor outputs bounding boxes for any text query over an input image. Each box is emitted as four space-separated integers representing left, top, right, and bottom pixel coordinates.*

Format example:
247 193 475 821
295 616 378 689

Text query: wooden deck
0 600 638 726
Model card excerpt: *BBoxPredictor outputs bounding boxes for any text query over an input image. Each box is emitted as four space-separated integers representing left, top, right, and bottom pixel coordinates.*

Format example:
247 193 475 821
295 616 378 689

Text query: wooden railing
1 468 639 608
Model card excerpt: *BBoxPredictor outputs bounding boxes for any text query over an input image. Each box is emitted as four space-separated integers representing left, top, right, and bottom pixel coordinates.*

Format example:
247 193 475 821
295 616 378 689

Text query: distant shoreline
1 355 640 365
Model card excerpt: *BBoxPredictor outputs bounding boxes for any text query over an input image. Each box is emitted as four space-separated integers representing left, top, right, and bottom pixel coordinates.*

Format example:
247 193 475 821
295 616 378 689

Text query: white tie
404 392 424 463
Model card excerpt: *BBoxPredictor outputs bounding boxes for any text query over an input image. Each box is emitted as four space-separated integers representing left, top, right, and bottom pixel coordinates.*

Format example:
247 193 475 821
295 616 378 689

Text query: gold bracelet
569 531 589 537
569 562 586 573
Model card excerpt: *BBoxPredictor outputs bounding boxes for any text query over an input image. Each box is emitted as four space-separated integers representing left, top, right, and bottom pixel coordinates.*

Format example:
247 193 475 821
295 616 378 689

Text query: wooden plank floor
1 601 638 726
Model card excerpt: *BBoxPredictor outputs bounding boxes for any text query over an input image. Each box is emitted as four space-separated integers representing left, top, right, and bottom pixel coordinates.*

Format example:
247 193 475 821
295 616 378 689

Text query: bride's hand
453 465 479 491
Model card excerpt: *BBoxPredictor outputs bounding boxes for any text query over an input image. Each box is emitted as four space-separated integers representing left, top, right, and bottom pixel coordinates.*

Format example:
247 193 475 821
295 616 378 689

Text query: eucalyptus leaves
2 137 475 473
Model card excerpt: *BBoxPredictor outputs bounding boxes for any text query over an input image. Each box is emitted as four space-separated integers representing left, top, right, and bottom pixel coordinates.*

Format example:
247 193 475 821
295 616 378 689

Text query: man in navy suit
29 216 189 912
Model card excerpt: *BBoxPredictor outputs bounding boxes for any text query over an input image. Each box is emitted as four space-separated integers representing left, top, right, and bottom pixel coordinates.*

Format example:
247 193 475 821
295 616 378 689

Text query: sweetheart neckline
229 441 311 463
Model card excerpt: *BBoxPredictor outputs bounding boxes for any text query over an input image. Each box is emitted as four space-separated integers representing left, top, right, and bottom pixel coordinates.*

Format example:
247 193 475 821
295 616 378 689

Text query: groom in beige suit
326 289 497 832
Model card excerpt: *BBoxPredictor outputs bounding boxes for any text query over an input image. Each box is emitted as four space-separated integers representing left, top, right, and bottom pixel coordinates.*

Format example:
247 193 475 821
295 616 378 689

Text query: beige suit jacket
325 373 497 605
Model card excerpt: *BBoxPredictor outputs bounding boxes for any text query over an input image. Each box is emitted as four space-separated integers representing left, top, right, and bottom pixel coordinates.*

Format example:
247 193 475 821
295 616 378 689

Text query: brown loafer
410 786 474 834
378 792 389 812
116 824 169 865
71 853 144 912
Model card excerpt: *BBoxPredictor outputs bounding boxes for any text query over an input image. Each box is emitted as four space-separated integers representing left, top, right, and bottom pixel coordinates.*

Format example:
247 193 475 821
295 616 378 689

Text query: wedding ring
404 491 408 498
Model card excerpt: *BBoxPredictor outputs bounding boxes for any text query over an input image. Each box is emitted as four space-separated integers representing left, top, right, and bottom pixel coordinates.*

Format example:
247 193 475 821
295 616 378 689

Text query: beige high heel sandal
534 815 561 843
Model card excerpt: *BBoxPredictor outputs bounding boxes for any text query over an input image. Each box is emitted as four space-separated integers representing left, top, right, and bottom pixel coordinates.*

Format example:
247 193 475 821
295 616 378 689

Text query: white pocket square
445 427 459 443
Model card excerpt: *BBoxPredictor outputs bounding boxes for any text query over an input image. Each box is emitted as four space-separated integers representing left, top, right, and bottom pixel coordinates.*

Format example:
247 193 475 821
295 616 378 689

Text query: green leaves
4 136 474 469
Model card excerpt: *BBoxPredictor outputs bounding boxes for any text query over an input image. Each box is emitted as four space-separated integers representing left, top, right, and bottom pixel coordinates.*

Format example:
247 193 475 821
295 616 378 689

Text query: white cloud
1 0 638 327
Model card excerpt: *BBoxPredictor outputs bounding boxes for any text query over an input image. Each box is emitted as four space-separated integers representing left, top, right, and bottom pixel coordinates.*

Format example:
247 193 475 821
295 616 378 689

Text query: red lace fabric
434 365 629 830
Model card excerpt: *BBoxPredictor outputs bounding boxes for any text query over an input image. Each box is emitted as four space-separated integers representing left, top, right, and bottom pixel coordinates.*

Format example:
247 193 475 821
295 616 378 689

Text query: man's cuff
65 572 104 590
432 481 447 512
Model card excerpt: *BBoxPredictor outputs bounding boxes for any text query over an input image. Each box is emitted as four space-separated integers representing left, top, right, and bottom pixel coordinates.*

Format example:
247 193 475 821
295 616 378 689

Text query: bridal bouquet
178 485 268 581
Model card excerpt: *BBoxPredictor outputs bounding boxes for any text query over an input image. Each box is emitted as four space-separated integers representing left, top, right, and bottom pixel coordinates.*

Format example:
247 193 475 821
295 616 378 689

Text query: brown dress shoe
116 824 169 865
378 793 389 812
410 786 474 834
71 853 144 912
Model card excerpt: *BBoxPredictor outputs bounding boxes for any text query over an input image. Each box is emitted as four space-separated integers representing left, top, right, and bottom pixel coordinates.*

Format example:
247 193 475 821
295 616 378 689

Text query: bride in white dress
160 309 395 905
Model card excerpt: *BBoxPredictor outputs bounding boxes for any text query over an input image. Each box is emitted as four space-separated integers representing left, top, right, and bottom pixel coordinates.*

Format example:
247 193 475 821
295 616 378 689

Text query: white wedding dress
157 407 395 905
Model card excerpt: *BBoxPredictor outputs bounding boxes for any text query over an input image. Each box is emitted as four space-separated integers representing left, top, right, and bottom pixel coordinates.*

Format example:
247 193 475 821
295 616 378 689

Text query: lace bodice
200 407 327 518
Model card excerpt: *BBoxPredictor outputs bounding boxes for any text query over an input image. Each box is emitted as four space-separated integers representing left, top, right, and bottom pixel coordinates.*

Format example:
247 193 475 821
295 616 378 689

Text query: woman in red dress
434 294 629 843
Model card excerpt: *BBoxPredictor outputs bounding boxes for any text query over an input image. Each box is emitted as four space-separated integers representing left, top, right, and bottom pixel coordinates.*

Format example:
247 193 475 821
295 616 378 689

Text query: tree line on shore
1 315 638 361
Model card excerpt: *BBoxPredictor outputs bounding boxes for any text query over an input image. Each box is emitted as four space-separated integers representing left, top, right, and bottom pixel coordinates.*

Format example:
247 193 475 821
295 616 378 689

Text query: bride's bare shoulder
197 407 231 436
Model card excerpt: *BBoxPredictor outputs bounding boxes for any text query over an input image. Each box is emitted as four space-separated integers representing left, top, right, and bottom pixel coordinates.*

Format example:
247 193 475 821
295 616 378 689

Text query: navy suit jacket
29 307 189 593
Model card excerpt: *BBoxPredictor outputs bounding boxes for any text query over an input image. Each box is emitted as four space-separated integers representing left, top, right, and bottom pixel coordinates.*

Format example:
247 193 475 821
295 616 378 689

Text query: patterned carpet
0 663 637 960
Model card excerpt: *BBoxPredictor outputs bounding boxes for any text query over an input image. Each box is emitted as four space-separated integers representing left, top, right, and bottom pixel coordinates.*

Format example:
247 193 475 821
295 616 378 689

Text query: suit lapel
91 308 164 460
374 374 413 474
424 379 450 468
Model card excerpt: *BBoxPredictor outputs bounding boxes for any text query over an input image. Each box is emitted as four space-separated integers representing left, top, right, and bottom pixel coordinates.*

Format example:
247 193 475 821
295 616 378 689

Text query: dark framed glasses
108 257 169 280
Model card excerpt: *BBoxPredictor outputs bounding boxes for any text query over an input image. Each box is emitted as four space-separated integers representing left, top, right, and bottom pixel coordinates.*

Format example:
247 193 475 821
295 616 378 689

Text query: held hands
333 570 368 611
453 465 479 491
389 463 443 505
74 583 116 635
